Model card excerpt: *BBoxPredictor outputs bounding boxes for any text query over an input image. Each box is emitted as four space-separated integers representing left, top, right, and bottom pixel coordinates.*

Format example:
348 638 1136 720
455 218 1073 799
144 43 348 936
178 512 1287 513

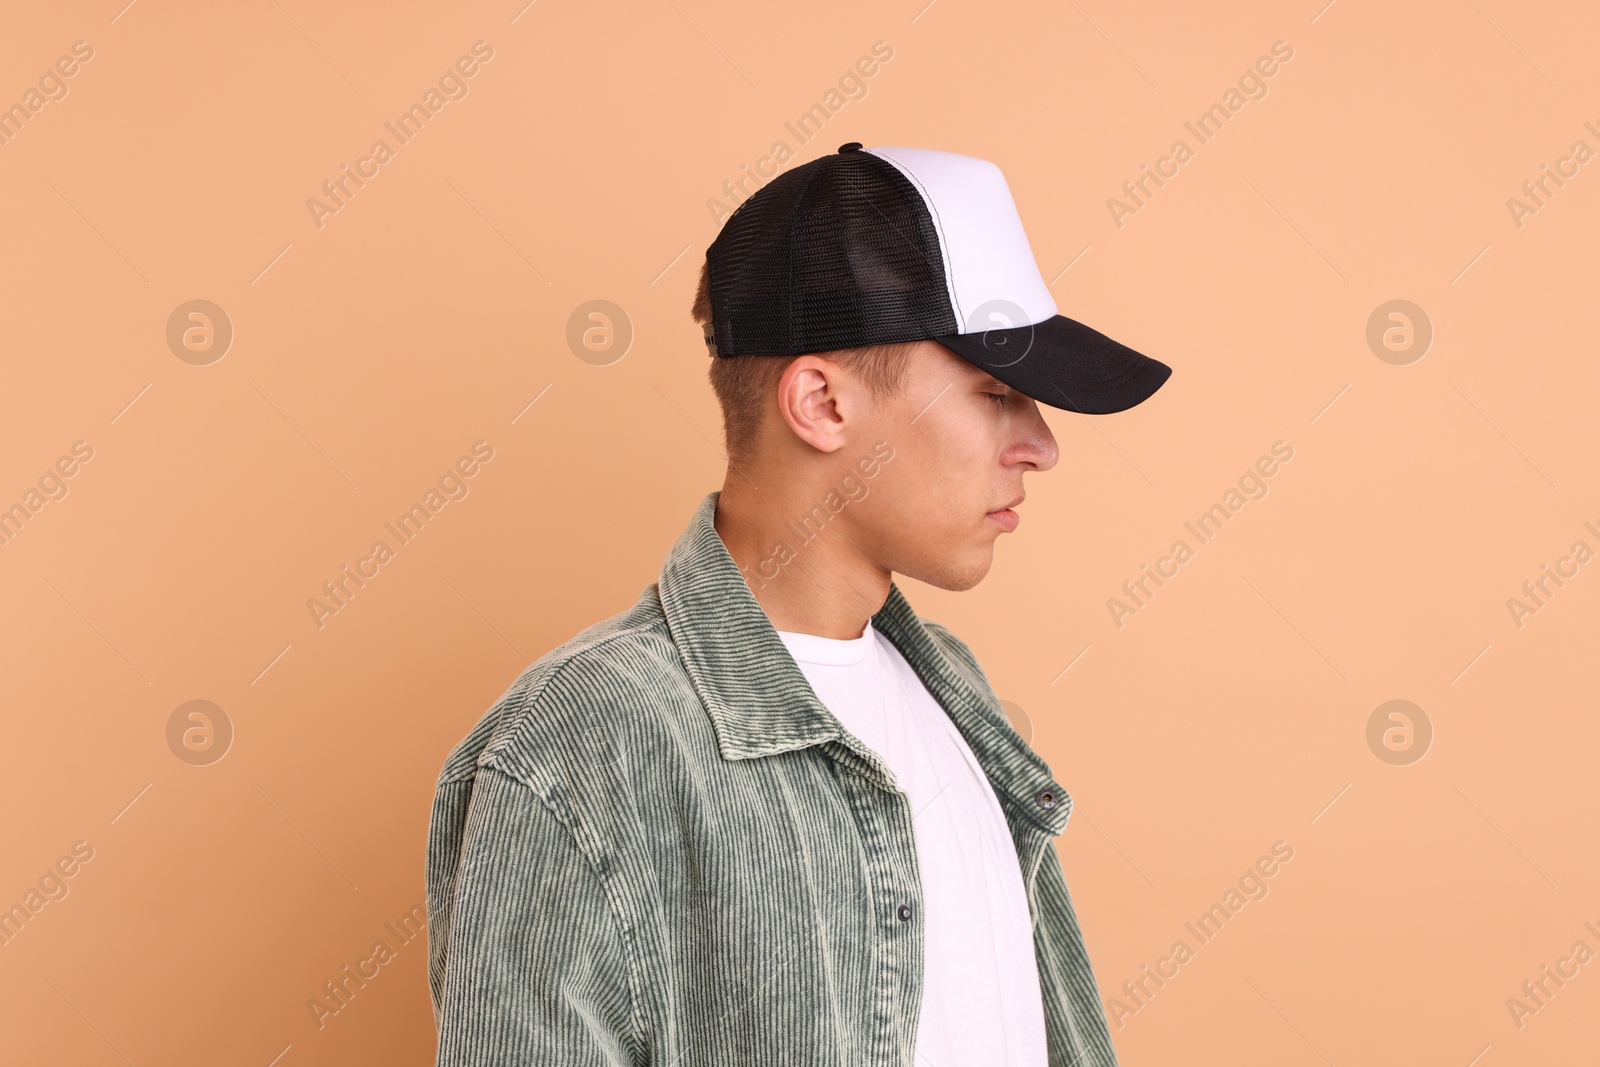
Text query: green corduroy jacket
425 490 1119 1066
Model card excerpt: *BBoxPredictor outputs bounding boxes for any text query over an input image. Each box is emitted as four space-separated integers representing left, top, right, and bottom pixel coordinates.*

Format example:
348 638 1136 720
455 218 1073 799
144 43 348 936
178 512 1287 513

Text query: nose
1013 401 1059 472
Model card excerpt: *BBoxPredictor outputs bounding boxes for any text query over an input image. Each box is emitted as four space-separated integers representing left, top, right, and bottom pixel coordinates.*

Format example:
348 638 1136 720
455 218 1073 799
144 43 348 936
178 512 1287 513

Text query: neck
713 471 890 640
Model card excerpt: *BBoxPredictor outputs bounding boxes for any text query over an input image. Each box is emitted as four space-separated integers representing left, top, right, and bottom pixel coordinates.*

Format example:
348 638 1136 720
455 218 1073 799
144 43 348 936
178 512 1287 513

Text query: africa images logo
1105 40 1294 229
305 442 494 629
705 40 895 225
305 41 495 230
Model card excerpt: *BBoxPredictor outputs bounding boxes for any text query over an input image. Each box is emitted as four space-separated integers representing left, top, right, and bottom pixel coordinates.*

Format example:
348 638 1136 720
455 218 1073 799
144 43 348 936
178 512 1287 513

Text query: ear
774 355 849 454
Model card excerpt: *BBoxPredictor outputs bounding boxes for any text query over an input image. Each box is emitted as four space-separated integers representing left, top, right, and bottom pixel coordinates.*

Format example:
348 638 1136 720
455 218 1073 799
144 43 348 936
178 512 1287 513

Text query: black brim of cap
933 314 1171 414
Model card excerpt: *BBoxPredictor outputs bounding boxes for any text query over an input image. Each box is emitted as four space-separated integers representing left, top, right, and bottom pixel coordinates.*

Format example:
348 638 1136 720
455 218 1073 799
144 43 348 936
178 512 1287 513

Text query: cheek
891 465 979 533
874 400 992 519
922 433 992 502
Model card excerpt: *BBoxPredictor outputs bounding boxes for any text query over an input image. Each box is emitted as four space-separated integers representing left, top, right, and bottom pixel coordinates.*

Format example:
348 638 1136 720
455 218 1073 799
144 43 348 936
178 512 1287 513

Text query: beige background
3 1 1597 1064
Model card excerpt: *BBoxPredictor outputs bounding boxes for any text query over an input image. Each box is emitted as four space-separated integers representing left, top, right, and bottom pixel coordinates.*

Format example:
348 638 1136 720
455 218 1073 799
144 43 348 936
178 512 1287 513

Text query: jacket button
1035 787 1059 810
897 904 913 923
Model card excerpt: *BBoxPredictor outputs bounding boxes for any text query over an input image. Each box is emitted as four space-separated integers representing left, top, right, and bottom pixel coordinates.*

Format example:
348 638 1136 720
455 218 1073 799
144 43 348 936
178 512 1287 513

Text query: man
426 143 1170 1066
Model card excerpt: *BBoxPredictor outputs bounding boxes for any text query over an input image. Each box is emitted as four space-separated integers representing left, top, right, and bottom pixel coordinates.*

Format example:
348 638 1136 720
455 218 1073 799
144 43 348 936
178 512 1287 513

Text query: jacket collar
657 490 1069 836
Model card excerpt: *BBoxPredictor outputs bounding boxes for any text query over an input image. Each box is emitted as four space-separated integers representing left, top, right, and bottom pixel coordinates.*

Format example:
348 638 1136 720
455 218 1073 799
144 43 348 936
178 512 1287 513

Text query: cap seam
864 147 964 327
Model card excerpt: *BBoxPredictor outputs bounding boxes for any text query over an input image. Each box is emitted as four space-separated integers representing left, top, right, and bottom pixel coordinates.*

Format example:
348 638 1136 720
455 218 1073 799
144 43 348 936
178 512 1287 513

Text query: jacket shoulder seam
487 615 669 769
448 607 667 787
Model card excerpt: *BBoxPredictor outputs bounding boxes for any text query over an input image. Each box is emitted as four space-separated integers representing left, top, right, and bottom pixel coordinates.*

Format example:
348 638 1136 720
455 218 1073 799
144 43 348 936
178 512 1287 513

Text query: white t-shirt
776 619 1049 1066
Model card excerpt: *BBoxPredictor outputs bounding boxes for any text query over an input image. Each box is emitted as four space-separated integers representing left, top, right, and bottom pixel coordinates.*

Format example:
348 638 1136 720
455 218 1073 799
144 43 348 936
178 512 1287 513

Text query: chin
899 547 994 592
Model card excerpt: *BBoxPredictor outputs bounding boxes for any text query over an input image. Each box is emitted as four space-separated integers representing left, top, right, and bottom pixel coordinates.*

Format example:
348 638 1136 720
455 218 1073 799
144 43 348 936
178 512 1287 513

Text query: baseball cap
703 142 1171 415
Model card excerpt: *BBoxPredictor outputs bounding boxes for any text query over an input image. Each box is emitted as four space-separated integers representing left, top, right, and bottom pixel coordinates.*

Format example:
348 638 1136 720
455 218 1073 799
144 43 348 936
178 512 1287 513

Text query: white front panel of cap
865 146 1058 334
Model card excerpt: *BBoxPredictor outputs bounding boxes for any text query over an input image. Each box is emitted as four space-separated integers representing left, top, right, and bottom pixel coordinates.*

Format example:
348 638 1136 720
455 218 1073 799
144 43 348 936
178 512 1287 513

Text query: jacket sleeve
428 763 639 1066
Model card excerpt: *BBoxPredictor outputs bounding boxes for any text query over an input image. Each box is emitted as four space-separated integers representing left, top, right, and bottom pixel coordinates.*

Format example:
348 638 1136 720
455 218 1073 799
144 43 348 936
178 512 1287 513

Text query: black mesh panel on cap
707 152 960 357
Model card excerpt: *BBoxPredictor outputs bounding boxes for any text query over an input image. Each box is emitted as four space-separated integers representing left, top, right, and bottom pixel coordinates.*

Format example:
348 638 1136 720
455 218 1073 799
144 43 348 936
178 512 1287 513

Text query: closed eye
982 390 1008 407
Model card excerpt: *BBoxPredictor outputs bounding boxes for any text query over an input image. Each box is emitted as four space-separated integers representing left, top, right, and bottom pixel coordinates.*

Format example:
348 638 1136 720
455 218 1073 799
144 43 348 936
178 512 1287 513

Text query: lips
987 507 1020 532
987 495 1023 532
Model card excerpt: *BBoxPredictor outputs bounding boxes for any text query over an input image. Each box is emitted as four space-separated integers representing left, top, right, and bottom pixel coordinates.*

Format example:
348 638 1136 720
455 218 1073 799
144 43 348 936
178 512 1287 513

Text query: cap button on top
837 142 863 153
